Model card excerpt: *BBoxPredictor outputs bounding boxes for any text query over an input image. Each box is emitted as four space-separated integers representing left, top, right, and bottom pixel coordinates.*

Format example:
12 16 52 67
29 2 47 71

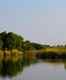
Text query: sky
0 0 66 45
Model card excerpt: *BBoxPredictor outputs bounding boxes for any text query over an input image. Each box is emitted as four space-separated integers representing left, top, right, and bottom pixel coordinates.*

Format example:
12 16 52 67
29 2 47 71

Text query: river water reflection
1 61 66 80
12 61 66 80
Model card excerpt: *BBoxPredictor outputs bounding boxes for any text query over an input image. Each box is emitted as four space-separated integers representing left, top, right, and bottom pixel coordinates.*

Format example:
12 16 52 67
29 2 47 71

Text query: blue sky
0 0 66 45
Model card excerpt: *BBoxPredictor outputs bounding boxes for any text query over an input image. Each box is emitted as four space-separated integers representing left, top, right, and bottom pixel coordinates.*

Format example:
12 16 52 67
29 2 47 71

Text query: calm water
1 62 66 80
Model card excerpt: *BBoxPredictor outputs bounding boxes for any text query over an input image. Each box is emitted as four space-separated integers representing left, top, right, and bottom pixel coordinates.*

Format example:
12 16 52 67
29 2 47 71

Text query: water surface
13 62 66 80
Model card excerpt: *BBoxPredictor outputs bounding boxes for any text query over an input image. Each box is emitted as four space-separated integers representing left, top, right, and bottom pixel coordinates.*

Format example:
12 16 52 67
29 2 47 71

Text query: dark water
1 61 66 80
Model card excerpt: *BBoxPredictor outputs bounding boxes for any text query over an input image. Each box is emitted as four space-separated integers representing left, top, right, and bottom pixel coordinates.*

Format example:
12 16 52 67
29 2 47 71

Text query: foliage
0 31 24 50
31 42 44 49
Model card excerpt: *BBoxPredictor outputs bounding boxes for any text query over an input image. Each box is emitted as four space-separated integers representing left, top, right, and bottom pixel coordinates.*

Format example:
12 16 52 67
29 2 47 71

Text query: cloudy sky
0 0 66 45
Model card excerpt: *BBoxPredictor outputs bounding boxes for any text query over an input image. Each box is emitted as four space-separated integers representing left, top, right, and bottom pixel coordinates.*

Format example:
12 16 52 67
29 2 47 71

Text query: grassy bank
36 47 66 59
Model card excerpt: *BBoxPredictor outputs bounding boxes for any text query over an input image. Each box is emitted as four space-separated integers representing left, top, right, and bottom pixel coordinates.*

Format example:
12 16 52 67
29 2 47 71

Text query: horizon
0 0 66 45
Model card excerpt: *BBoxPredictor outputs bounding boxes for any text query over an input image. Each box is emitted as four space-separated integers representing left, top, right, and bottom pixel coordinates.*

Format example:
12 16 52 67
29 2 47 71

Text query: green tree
0 31 7 49
31 42 44 50
0 36 3 48
23 40 35 50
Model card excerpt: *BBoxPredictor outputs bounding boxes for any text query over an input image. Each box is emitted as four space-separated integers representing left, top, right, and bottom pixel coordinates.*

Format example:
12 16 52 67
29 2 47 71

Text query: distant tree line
0 31 50 51
1 31 66 51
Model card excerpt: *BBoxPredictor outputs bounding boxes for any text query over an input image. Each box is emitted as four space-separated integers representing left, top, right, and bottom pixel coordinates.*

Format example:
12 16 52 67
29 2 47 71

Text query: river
0 61 66 80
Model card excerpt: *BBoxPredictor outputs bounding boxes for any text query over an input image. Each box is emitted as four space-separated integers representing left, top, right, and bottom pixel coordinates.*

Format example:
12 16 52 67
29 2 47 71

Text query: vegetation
0 31 66 76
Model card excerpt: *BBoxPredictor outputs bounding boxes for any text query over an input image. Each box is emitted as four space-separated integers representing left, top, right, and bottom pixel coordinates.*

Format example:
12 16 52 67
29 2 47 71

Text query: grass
42 47 66 53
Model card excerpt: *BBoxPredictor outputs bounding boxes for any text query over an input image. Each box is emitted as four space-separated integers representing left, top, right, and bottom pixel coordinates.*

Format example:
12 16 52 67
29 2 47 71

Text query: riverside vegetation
0 31 66 77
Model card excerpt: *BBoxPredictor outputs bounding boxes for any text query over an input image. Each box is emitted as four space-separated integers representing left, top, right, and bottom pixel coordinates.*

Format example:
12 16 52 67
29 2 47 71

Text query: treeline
1 31 66 51
0 31 48 51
